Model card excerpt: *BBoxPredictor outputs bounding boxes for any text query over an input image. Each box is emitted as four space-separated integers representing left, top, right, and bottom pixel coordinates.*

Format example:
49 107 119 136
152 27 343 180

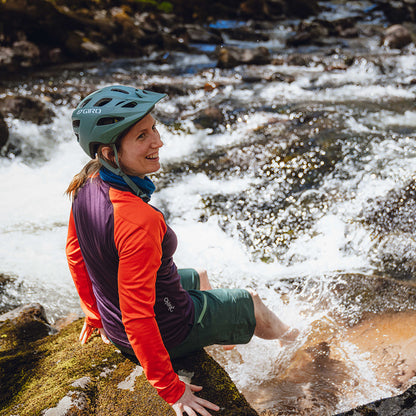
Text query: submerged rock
362 177 416 280
334 384 416 415
217 46 271 68
0 95 55 125
382 24 413 49
0 304 258 416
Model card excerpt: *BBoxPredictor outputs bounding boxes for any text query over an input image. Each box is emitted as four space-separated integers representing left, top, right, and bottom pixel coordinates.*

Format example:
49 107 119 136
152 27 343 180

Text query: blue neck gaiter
99 166 156 198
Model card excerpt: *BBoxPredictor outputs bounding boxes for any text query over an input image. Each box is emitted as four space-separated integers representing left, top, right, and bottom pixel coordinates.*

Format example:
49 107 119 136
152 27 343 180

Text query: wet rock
0 95 55 125
286 21 329 47
193 107 225 130
1 316 258 415
374 0 416 23
362 177 416 280
0 113 9 149
217 46 271 68
0 303 54 348
240 0 271 20
221 26 270 42
12 40 40 67
283 0 321 18
173 24 223 45
334 383 416 415
382 24 413 49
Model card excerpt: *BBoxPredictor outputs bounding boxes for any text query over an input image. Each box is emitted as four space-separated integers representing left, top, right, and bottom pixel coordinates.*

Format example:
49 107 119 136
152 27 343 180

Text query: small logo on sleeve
164 297 175 312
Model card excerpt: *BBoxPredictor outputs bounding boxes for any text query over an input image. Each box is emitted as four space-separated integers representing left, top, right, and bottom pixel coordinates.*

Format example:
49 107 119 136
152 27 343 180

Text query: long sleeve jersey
66 175 195 404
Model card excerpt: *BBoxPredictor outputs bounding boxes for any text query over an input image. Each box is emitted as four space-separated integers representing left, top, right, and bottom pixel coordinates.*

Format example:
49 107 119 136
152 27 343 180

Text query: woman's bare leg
196 269 212 291
249 290 298 342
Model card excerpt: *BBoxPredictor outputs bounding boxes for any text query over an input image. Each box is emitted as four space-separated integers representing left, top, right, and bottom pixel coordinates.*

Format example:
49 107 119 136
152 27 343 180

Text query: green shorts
168 268 256 359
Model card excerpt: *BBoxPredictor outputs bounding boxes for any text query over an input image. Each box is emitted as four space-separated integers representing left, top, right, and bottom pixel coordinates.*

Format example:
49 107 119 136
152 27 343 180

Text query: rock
383 24 413 49
12 40 40 67
0 95 55 125
173 24 223 45
220 26 270 42
193 107 225 130
217 46 271 68
0 113 9 149
286 21 329 46
240 0 270 19
333 383 416 415
284 0 321 18
0 315 259 415
374 0 416 23
0 303 54 348
362 177 416 280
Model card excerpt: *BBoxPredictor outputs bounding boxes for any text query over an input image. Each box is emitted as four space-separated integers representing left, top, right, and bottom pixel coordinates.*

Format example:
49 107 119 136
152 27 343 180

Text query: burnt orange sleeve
114 202 185 405
66 209 102 328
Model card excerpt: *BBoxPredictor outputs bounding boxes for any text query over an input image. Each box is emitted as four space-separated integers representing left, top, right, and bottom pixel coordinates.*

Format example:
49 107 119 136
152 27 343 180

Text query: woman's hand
79 319 110 345
172 383 219 416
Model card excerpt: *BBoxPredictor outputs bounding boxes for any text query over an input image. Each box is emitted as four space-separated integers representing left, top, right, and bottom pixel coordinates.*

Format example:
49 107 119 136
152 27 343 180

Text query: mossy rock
0 313 258 416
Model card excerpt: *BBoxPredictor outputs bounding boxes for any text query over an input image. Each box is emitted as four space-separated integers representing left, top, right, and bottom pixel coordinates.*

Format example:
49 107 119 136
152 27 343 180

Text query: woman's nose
152 130 163 148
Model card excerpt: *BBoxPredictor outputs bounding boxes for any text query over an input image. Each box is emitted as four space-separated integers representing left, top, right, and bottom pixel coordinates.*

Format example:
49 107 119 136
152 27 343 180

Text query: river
1 2 416 415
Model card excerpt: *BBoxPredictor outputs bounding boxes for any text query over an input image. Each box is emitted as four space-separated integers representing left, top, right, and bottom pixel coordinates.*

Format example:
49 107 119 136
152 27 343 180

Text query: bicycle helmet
72 85 166 200
72 85 166 158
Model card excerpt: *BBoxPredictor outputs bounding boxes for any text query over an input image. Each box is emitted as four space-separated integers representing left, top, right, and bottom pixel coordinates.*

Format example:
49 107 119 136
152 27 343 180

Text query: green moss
1 318 258 416
1 319 124 416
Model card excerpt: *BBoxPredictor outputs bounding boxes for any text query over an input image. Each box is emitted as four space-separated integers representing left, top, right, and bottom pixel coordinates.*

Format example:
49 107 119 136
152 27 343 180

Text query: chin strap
99 144 150 202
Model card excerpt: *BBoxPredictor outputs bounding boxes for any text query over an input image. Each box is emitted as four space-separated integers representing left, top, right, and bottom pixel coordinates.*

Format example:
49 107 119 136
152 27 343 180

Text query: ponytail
65 158 102 199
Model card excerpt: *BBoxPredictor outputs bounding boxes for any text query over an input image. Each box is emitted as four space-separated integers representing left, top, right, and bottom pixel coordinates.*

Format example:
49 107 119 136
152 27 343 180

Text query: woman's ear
100 146 115 163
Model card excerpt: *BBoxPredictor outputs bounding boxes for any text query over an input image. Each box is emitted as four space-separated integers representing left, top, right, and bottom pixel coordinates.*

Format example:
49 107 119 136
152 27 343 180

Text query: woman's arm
66 209 103 331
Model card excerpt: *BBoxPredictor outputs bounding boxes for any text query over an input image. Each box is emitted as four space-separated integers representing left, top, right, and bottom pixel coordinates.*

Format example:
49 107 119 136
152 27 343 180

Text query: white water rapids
1 7 416 415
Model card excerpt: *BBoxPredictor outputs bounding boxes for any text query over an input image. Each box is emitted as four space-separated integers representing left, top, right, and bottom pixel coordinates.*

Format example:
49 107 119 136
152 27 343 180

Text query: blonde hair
65 158 102 199
65 145 119 199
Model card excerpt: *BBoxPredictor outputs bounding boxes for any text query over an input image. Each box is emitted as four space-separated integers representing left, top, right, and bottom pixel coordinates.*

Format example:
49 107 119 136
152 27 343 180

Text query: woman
66 85 297 416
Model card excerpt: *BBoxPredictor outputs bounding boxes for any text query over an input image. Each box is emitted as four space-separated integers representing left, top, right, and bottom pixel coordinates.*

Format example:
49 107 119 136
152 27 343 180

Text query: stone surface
0 305 258 416
0 95 55 125
334 384 416 415
383 24 413 49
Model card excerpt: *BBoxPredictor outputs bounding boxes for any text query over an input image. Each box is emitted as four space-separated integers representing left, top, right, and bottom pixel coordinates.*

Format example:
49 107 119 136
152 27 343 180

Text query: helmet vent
95 98 112 107
72 120 80 128
97 116 125 126
122 101 138 108
111 88 129 94
79 98 92 108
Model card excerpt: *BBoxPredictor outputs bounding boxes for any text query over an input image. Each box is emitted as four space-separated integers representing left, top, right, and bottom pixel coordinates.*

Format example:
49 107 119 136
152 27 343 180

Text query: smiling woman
64 84 298 416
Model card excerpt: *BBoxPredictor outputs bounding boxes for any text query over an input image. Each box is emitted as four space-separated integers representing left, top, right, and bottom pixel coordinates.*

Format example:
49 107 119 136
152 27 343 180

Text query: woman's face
117 114 163 178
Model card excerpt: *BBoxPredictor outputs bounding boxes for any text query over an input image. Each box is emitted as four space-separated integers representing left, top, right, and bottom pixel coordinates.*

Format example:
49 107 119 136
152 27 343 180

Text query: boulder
333 384 416 415
374 0 416 23
12 40 40 67
193 107 225 130
0 306 259 415
0 303 54 349
173 24 223 45
0 95 55 125
286 21 329 47
217 46 271 69
383 24 413 49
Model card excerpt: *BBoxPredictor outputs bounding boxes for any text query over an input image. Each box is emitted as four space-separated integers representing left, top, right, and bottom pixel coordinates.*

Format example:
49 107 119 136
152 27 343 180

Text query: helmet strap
99 144 149 201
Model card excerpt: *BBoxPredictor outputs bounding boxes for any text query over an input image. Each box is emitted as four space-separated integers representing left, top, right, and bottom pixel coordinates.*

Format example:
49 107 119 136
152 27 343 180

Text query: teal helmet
72 85 166 158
